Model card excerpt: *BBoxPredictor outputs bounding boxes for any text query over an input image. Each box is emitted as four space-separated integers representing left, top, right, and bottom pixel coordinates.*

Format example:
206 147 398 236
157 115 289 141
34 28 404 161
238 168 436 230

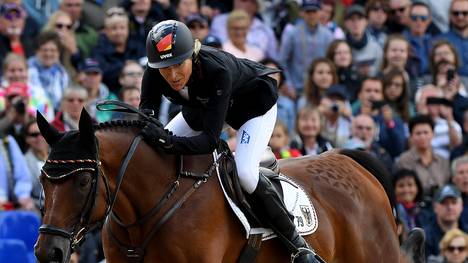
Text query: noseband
38 159 103 251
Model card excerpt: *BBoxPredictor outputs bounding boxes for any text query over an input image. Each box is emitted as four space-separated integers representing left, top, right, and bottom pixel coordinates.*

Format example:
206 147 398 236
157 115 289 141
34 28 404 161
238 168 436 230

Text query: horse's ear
36 110 62 145
78 108 95 142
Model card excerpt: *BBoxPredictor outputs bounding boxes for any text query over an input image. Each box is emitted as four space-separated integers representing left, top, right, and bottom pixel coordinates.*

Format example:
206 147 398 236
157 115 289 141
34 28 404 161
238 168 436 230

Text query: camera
331 103 339 112
13 99 26 115
447 69 455 82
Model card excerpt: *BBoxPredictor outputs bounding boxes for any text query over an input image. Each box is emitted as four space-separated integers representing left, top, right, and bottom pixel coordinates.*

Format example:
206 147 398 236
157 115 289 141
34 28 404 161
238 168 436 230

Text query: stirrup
290 247 315 263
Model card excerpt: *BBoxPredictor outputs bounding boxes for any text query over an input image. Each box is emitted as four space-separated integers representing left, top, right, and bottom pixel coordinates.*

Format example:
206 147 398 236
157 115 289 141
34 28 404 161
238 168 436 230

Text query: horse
34 109 424 263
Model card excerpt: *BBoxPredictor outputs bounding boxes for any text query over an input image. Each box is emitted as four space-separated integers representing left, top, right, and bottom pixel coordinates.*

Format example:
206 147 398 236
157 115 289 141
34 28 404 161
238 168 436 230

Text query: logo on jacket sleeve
240 130 250 144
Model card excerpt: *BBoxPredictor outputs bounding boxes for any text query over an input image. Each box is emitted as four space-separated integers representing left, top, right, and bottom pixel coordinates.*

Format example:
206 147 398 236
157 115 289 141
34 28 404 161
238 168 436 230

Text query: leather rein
38 101 228 262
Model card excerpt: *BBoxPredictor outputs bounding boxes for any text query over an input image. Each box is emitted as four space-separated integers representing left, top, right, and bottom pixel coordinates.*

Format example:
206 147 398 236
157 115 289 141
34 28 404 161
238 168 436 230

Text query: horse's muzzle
35 235 72 263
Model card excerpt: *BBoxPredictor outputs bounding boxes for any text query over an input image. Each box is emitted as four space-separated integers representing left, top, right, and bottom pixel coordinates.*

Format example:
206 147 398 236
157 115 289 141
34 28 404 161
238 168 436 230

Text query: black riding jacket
140 45 279 154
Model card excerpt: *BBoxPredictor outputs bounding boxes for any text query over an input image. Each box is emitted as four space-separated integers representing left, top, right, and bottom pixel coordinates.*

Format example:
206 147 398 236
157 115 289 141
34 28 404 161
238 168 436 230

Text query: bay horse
34 109 424 263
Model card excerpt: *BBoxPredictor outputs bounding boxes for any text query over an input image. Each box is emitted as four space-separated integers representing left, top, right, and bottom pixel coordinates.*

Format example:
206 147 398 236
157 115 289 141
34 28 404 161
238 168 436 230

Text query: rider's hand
141 122 173 150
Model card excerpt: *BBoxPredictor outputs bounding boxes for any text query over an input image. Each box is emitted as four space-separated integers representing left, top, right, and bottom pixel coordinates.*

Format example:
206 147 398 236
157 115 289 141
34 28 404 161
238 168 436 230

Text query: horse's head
34 109 107 263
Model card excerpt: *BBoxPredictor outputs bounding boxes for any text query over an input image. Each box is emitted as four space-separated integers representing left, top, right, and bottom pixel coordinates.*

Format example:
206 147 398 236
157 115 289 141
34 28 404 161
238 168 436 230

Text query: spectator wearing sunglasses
51 84 89 132
439 0 468 78
430 228 468 263
23 118 48 209
387 0 411 34
59 0 98 59
402 1 433 77
43 10 81 80
423 185 468 259
0 3 36 66
365 0 389 48
92 7 146 93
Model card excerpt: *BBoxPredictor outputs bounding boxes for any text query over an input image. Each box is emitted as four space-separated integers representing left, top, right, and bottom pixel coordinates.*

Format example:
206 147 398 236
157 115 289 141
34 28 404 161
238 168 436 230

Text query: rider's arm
139 67 163 117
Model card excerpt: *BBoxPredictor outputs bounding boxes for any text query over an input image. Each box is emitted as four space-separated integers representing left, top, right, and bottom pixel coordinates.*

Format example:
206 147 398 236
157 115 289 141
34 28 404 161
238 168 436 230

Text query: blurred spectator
396 114 450 196
428 40 467 88
439 0 468 78
415 84 442 115
381 35 410 75
0 82 35 152
0 3 35 64
297 58 337 109
186 14 209 42
318 84 352 147
210 0 278 59
202 34 222 49
176 0 198 23
22 0 60 29
344 4 383 77
81 0 123 30
351 77 406 158
51 85 88 131
451 109 468 160
118 60 144 90
428 228 468 263
113 86 140 120
269 120 301 159
326 39 361 102
423 184 468 258
432 60 468 127
365 0 389 48
393 169 426 233
426 0 451 34
403 1 433 77
344 113 395 173
23 118 48 209
222 10 264 61
383 67 414 124
124 0 159 47
1 53 54 120
79 58 117 122
387 0 411 34
260 58 296 138
452 156 468 226
425 88 463 159
319 0 344 39
279 0 333 96
0 133 33 211
92 7 146 93
290 106 333 156
60 0 98 58
28 31 69 110
43 10 80 80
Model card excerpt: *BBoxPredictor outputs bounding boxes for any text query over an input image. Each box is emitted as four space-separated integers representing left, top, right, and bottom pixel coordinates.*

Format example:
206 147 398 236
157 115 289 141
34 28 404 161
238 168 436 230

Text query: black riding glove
141 121 174 150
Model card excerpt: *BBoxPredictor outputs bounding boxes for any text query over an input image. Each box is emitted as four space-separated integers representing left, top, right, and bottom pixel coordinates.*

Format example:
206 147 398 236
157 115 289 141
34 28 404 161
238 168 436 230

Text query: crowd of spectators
0 0 468 262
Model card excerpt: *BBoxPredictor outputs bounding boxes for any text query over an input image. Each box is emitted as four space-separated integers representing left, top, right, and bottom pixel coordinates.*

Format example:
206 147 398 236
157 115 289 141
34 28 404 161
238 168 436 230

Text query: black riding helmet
146 20 194 69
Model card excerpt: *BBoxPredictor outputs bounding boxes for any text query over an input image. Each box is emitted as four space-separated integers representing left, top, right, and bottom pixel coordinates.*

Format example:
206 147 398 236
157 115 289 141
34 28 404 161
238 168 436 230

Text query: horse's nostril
51 247 64 262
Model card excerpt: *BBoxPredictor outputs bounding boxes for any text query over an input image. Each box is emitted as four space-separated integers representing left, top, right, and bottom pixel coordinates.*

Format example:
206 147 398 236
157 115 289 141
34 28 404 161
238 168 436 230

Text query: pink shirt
222 41 265 62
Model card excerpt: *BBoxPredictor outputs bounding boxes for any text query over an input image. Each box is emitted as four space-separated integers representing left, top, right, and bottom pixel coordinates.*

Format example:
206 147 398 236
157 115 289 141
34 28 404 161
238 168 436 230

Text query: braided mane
94 119 147 131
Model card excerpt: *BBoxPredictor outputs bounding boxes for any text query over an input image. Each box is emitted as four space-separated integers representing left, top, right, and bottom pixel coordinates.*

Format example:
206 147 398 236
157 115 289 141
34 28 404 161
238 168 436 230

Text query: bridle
38 133 227 261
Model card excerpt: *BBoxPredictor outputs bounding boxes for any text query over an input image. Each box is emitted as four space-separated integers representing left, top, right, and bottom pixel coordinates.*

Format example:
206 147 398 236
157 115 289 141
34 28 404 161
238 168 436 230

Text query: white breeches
165 104 277 194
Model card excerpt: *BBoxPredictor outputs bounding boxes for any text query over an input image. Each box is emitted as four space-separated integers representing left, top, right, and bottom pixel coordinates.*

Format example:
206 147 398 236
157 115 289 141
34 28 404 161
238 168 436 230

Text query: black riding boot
250 174 319 263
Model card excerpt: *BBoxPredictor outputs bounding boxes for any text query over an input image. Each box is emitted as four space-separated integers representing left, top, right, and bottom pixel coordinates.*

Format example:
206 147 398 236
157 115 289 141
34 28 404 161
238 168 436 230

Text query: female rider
140 20 316 263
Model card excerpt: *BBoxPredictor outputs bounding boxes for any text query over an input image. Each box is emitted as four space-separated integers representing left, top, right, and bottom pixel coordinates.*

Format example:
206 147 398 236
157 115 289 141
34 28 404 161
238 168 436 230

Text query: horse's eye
79 175 91 187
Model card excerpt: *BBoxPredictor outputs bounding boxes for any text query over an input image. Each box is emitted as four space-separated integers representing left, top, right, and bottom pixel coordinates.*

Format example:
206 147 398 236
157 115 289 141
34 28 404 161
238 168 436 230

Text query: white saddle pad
214 157 318 240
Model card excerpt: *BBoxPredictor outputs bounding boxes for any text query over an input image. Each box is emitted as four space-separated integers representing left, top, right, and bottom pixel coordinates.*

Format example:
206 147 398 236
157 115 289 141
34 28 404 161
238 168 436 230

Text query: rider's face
159 58 193 91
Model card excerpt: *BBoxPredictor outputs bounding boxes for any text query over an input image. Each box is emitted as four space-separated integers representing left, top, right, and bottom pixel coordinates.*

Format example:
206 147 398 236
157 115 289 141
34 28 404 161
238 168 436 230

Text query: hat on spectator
186 14 209 28
0 3 26 19
434 185 461 203
5 82 29 98
203 35 222 48
79 58 102 74
345 4 366 20
301 0 321 11
325 84 348 100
